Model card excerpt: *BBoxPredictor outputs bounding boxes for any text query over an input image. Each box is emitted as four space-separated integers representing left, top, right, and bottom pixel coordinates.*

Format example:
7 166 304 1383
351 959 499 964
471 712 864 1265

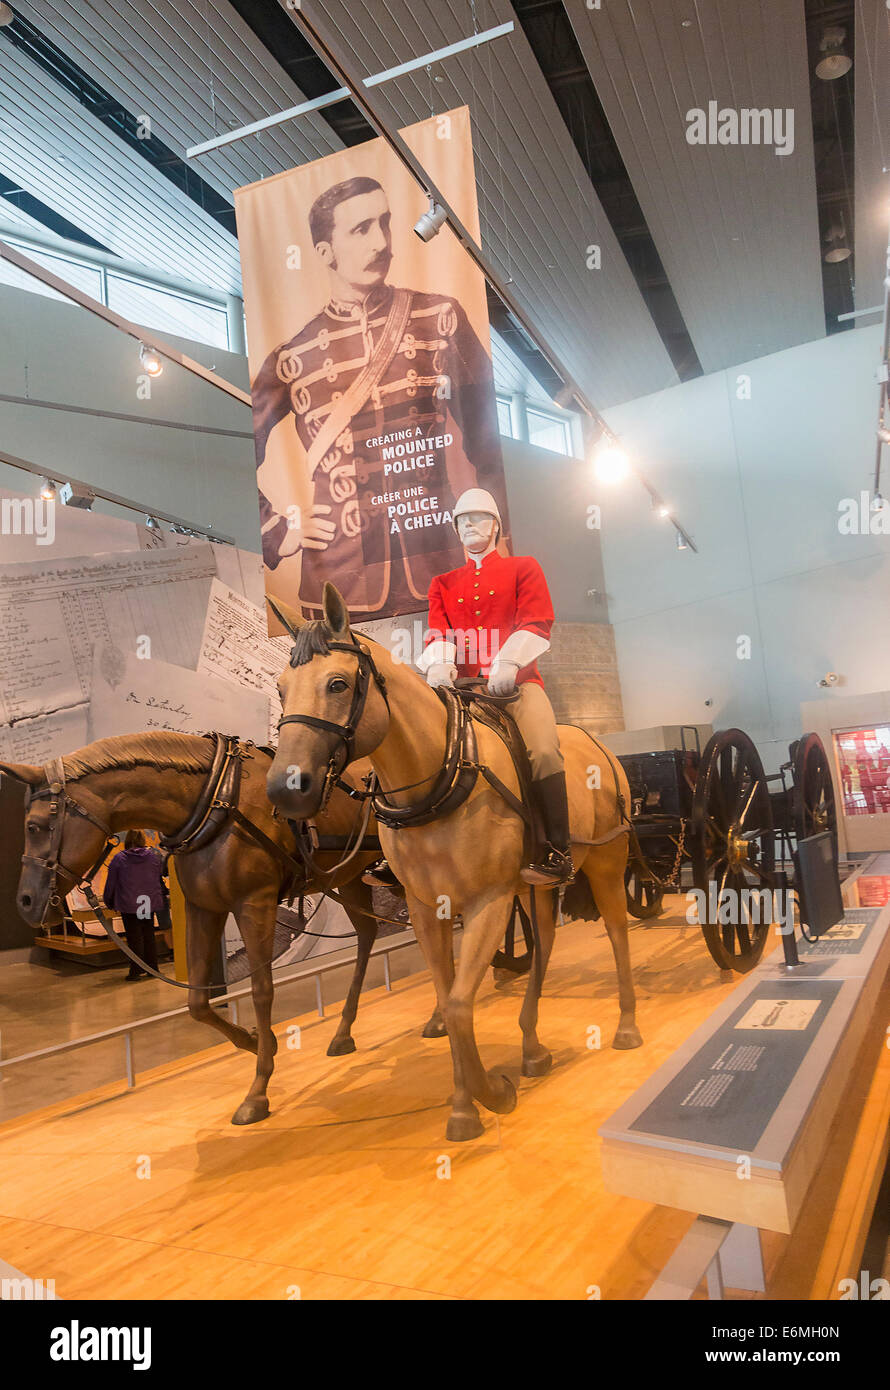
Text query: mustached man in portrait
251 175 509 618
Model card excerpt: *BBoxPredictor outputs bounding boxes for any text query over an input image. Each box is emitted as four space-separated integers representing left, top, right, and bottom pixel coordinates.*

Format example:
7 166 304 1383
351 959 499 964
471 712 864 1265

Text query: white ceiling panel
565 0 826 371
491 328 553 405
302 0 678 409
16 0 343 200
0 38 242 293
854 0 890 312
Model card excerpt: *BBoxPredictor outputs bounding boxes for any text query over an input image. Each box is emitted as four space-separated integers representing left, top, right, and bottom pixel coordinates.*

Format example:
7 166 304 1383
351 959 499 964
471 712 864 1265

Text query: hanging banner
234 106 509 624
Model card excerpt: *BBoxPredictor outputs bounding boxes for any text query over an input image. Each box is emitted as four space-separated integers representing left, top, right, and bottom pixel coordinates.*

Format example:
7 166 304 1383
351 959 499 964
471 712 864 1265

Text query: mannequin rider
364 487 573 889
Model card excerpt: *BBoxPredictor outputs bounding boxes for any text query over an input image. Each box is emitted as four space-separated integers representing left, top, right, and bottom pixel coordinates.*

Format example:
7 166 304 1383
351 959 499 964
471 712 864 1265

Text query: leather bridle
277 635 390 811
22 757 117 924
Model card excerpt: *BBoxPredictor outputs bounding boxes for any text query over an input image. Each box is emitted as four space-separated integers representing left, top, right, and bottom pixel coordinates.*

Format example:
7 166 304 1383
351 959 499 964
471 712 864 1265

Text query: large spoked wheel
624 859 665 920
792 732 838 858
691 729 775 973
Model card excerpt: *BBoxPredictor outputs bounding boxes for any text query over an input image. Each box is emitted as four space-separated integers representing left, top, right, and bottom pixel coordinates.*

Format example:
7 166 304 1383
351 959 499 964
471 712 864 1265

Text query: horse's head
267 582 391 819
0 761 112 927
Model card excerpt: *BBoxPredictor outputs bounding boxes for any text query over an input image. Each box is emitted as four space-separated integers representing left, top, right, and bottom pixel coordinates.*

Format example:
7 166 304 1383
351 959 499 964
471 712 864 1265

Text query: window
527 406 572 457
496 395 514 439
107 274 230 350
0 237 230 350
0 245 103 303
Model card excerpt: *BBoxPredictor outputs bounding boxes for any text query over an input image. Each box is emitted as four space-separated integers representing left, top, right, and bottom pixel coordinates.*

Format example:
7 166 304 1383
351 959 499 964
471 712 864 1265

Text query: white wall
598 325 889 771
500 435 608 622
0 283 260 550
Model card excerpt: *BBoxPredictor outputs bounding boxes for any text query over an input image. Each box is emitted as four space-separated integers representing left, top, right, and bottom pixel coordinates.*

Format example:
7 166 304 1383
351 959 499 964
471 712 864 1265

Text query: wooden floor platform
0 908 886 1301
34 932 120 958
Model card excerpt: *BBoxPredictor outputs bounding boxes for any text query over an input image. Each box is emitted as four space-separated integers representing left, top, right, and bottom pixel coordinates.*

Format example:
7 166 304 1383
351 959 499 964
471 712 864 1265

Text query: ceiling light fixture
144 515 161 529
413 196 447 242
824 221 852 263
59 481 95 509
816 26 852 80
139 342 163 377
592 440 630 484
39 477 56 501
676 532 688 551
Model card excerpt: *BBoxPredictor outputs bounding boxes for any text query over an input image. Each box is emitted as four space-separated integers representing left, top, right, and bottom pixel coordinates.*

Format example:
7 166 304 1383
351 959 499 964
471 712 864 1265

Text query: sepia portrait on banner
234 106 510 626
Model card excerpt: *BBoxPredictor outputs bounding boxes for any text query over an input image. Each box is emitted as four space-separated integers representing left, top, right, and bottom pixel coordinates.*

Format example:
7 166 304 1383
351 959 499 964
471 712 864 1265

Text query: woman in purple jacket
103 830 167 980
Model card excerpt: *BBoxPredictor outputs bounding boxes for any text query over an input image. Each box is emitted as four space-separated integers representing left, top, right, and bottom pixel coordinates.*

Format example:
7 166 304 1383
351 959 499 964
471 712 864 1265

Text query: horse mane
289 620 336 667
63 732 215 782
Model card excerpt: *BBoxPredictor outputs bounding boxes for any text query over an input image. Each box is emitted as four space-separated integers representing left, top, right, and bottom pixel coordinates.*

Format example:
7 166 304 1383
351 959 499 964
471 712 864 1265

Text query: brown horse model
1 733 398 1126
266 583 642 1142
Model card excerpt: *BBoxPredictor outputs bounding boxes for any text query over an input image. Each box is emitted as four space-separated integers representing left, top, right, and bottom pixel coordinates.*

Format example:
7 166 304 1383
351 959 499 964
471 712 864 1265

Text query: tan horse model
2 733 392 1126
266 583 642 1142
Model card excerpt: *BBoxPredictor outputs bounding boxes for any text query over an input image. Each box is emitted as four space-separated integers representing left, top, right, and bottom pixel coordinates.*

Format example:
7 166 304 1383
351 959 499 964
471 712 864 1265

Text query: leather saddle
451 680 545 864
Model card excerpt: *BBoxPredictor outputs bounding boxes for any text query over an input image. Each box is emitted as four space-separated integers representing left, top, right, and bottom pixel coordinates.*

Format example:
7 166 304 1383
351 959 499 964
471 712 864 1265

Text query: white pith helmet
452 487 502 540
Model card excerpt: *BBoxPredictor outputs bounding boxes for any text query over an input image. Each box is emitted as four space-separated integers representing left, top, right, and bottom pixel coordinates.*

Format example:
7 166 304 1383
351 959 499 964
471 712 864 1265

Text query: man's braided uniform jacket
251 283 507 616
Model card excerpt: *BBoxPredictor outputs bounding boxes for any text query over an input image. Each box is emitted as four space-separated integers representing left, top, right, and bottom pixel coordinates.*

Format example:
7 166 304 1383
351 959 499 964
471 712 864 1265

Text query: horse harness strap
371 687 480 829
22 757 115 909
159 733 242 855
277 637 389 811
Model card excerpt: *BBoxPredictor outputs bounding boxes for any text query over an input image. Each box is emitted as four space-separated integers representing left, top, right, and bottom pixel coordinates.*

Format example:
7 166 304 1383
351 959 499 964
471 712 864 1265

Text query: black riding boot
521 771 574 886
361 858 402 889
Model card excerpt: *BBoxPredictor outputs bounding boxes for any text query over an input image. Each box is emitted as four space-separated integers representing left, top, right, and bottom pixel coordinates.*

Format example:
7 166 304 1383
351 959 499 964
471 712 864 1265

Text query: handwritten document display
0 546 218 726
197 580 291 745
0 705 88 766
89 644 269 744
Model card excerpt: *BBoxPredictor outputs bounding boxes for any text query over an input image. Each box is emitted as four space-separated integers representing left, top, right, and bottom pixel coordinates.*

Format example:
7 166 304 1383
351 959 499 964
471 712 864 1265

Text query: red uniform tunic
425 550 554 688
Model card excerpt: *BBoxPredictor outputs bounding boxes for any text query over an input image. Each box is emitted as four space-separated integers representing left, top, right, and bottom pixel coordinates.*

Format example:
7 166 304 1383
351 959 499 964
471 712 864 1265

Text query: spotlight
39 477 56 501
139 342 163 377
823 225 851 263
816 26 852 80
145 515 161 529
414 196 447 242
878 428 890 445
657 503 671 519
592 441 630 483
0 5 13 27
871 492 885 513
59 481 95 510
676 531 688 551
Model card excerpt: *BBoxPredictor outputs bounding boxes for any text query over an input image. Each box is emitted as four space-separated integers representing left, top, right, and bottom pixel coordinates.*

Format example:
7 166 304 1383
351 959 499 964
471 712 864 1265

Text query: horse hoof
327 1035 356 1057
446 1111 484 1142
521 1050 553 1078
612 1026 643 1050
422 1017 447 1038
490 1073 517 1115
231 1098 270 1126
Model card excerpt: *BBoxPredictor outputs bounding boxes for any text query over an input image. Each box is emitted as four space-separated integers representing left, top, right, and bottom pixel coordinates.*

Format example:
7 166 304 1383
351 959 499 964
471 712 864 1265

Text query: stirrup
520 846 574 887
362 858 401 889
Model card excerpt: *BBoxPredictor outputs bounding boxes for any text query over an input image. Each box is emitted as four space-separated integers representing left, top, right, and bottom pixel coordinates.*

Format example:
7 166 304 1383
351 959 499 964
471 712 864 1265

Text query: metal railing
0 926 434 1097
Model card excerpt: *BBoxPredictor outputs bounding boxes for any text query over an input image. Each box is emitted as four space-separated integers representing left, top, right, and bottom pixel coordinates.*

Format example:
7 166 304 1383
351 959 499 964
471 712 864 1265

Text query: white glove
427 663 458 689
487 661 519 696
